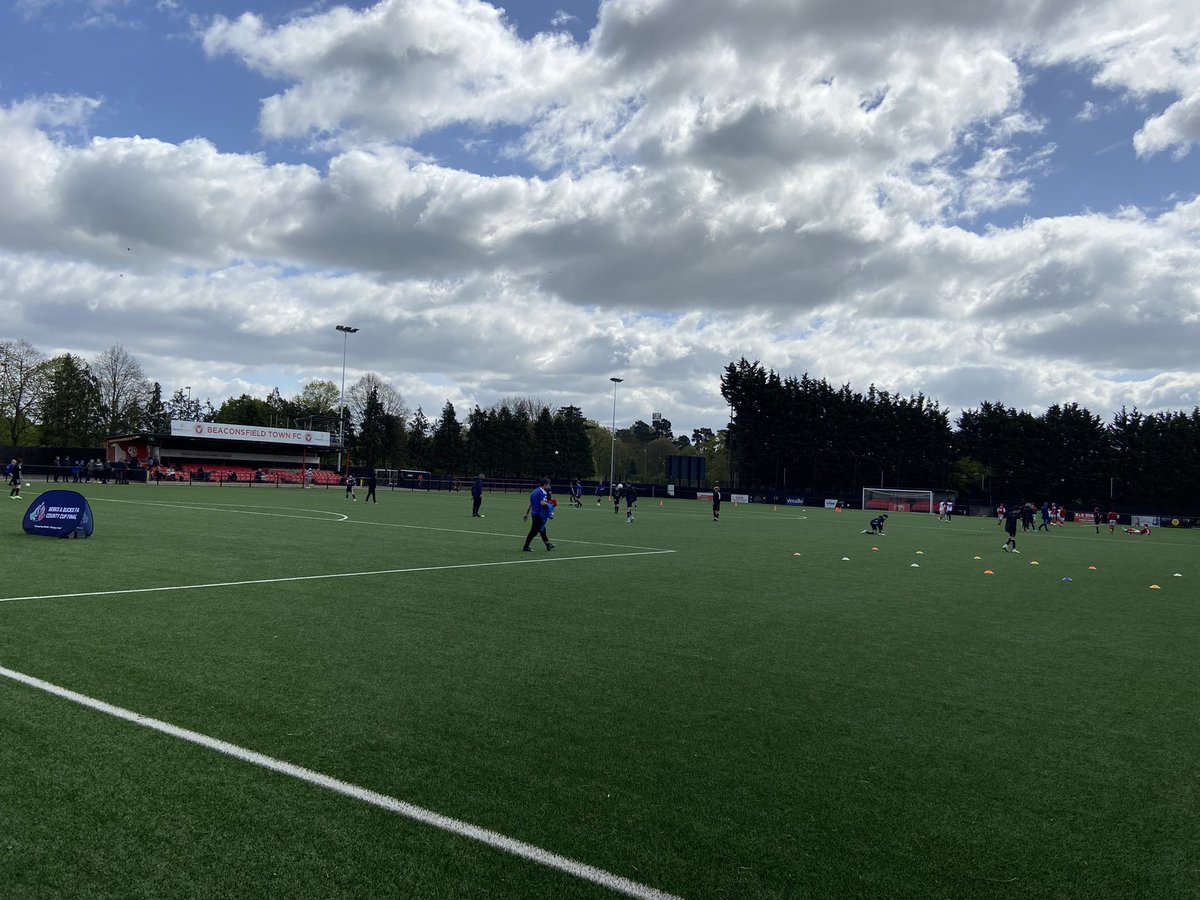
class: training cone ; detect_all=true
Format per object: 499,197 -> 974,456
1150,584 -> 1162,589
910,563 -> 919,568
792,552 -> 802,557
1173,573 -> 1182,577
871,546 -> 879,551
1062,577 -> 1073,582
773,505 -> 778,512
1030,561 -> 1039,566
983,569 -> 995,575
659,500 -> 663,507
973,556 -> 982,560
1087,566 -> 1097,570
841,557 -> 850,561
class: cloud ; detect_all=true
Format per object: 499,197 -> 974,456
2,0 -> 1200,434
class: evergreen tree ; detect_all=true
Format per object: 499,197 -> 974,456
38,354 -> 103,447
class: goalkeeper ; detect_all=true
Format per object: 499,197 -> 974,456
862,514 -> 888,535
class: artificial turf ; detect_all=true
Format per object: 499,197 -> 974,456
1,483 -> 1197,898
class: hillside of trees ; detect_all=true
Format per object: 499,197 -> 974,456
0,339 -> 721,484
722,358 -> 1200,511
5,339 -> 1199,507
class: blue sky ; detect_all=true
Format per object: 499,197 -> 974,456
2,0 -> 1199,434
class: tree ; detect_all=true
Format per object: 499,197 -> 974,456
430,401 -> 464,473
92,344 -> 151,437
215,394 -> 274,426
38,354 -> 103,447
142,382 -> 170,434
652,416 -> 673,441
407,407 -> 432,470
0,339 -> 49,444
347,373 -> 407,427
355,387 -> 396,469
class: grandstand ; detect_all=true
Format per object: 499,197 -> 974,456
106,420 -> 338,485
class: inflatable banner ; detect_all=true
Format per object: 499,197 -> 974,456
23,490 -> 94,539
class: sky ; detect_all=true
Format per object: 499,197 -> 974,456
2,0 -> 1200,437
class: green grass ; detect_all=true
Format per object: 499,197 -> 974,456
2,484 -> 1198,898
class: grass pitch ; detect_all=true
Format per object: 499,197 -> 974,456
2,484 -> 1198,898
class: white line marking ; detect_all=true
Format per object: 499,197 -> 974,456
0,551 -> 676,605
92,497 -> 349,522
0,664 -> 682,900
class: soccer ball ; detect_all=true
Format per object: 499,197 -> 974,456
24,482 -> 30,487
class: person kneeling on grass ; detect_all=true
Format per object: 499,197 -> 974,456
862,514 -> 887,535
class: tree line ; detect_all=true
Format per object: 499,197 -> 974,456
722,358 -> 1200,511
0,339 -> 726,482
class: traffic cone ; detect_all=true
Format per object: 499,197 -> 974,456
773,505 -> 778,512
659,500 -> 663,507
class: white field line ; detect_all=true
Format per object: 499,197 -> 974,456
94,496 -> 672,552
92,497 -> 349,522
0,550 -> 675,605
0,664 -> 683,900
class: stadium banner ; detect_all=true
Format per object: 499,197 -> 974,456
731,493 -> 750,504
171,420 -> 332,448
697,492 -> 713,501
23,490 -> 94,539
1075,512 -> 1096,525
824,499 -> 839,509
667,484 -> 675,496
785,497 -> 805,505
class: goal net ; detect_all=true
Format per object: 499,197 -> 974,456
862,488 -> 949,514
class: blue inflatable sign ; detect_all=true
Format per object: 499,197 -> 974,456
23,490 -> 94,538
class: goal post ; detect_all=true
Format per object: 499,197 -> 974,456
862,488 -> 951,514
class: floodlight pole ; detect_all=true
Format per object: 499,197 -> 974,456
609,377 -> 623,492
336,325 -> 359,474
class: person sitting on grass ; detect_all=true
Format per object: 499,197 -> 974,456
862,514 -> 888,535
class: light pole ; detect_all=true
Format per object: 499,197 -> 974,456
185,386 -> 191,420
336,324 -> 359,473
609,377 -> 623,491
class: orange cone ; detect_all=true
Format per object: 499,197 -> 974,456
773,505 -> 778,512
659,500 -> 663,507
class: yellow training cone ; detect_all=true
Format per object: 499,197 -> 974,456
1150,584 -> 1162,589
915,550 -> 924,555
1030,561 -> 1039,566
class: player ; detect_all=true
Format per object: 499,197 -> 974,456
345,473 -> 357,501
712,482 -> 722,522
8,458 -> 22,499
613,483 -> 622,514
862,513 -> 887,535
996,502 -> 1006,526
522,478 -> 555,552
624,482 -> 638,523
596,480 -> 606,506
1107,509 -> 1118,533
1124,524 -> 1151,535
1003,504 -> 1021,552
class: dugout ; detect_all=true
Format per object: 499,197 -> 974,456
105,420 -> 336,482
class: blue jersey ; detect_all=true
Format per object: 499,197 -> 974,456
529,486 -> 549,517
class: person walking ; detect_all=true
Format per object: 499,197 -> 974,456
365,471 -> 378,503
596,480 -> 606,506
8,459 -> 22,499
712,482 -> 722,522
471,472 -> 485,517
624,482 -> 638,523
522,478 -> 555,552
1003,504 -> 1021,552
